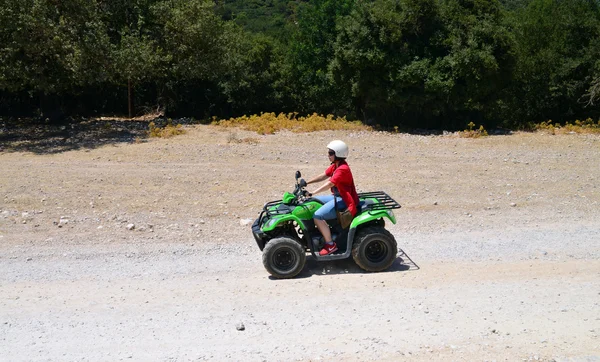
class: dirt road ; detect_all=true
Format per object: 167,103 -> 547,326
1,125 -> 599,361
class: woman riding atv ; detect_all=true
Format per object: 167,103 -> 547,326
306,140 -> 360,256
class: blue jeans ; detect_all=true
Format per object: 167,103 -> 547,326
314,195 -> 346,220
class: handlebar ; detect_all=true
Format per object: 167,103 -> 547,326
292,178 -> 311,202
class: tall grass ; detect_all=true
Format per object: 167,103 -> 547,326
148,121 -> 186,138
535,118 -> 600,135
460,122 -> 489,138
213,113 -> 370,134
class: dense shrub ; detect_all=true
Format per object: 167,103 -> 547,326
0,0 -> 598,130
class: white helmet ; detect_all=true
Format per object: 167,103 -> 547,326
327,140 -> 349,159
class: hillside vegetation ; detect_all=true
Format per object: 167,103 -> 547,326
0,0 -> 599,130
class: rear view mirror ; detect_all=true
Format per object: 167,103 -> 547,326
299,179 -> 307,187
295,170 -> 301,179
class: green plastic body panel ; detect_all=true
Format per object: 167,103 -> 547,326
282,192 -> 295,205
262,214 -> 305,232
261,199 -> 321,232
260,200 -> 312,232
292,201 -> 322,220
261,196 -> 396,233
350,206 -> 397,229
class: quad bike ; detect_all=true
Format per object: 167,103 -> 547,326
251,171 -> 401,279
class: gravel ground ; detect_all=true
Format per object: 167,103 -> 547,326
1,125 -> 599,361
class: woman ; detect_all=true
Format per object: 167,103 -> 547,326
306,140 -> 360,256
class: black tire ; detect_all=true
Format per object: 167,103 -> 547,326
352,226 -> 398,272
262,237 -> 306,279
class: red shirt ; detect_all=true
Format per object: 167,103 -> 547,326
325,160 -> 360,216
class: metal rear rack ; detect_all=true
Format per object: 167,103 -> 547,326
358,191 -> 401,211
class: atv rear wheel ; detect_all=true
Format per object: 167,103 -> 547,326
262,237 -> 306,279
352,226 -> 397,272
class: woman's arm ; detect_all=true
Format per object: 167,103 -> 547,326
306,173 -> 328,185
310,180 -> 335,195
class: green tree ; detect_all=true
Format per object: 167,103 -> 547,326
148,0 -> 247,117
284,0 -> 355,114
506,0 -> 600,124
331,0 -> 514,129
499,0 -> 532,10
436,0 -> 516,128
0,0 -> 110,115
219,33 -> 287,115
112,31 -> 166,117
216,0 -> 301,39
331,0 -> 444,124
97,0 -> 166,117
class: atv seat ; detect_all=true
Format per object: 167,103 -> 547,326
335,199 -> 372,216
357,199 -> 375,215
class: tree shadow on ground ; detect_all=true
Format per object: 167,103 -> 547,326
0,117 -> 187,155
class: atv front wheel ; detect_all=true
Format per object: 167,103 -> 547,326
262,237 -> 306,279
352,227 -> 398,272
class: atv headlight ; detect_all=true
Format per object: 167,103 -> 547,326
265,218 -> 277,228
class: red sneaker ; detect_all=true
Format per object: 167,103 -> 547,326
319,242 -> 338,256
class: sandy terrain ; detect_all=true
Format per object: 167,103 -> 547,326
1,124 -> 599,361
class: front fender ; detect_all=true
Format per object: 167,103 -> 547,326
262,214 -> 306,232
350,209 -> 396,229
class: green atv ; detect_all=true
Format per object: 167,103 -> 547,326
252,171 -> 402,279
